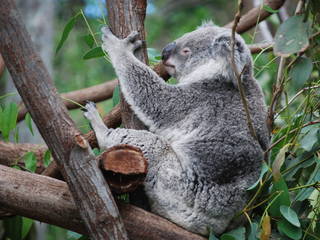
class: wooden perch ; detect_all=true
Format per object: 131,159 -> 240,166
0,1 -> 128,239
225,0 -> 286,33
99,144 -> 148,194
0,165 -> 206,240
0,141 -> 47,173
17,79 -> 118,122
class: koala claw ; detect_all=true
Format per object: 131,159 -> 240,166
83,101 -> 99,121
126,31 -> 140,43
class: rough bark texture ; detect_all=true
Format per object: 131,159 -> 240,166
0,141 -> 47,173
0,165 -> 206,240
106,0 -> 148,130
0,1 -> 128,239
17,79 -> 118,122
225,0 -> 286,33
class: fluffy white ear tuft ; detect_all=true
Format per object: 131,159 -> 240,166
198,20 -> 215,29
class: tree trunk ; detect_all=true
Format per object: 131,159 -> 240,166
106,0 -> 148,130
0,1 -> 128,239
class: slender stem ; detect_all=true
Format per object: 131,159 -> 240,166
275,85 -> 320,118
230,0 -> 258,141
265,119 -> 320,153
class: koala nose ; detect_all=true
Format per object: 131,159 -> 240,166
162,42 -> 176,61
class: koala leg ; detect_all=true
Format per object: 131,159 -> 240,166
83,102 -> 177,167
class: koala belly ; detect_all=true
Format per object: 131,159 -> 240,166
143,158 -> 241,236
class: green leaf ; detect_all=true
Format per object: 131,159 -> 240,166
263,5 -> 279,13
299,126 -> 318,151
25,112 -> 34,136
274,16 -> 310,57
83,47 -> 105,60
24,152 -> 37,173
220,227 -> 245,240
82,34 -> 95,48
43,150 -> 52,168
3,216 -> 22,240
272,144 -> 289,181
289,57 -> 313,90
295,163 -> 320,201
280,205 -> 300,227
260,215 -> 271,240
277,219 -> 302,240
209,229 -> 219,240
0,102 -> 19,141
0,92 -> 16,101
112,85 -> 120,107
248,222 -> 259,240
21,217 -> 33,239
247,162 -> 269,190
269,176 -> 290,217
56,12 -> 81,54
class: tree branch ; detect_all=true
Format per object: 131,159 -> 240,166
0,165 -> 206,240
0,1 -> 128,239
225,0 -> 286,34
17,79 -> 118,122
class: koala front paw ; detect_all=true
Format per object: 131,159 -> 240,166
83,101 -> 99,122
101,26 -> 142,55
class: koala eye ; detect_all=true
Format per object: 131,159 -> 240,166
181,47 -> 191,56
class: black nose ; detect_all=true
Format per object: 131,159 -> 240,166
162,42 -> 176,61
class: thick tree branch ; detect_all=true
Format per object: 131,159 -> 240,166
225,0 -> 286,34
0,141 -> 47,173
0,165 -> 206,240
106,0 -> 148,130
0,1 -> 128,239
0,54 -> 5,76
17,79 -> 118,122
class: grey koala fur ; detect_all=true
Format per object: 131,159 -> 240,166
84,22 -> 269,236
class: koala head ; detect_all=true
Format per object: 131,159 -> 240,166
161,22 -> 253,84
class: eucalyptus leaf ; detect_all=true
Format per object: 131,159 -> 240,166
295,163 -> 320,201
247,162 -> 269,190
82,34 -> 95,48
112,85 -> 120,106
277,219 -> 302,240
300,127 -> 318,151
280,205 -> 300,227
25,112 -> 34,136
0,102 -> 19,141
56,12 -> 81,54
24,152 -> 37,173
269,176 -> 290,217
289,57 -> 313,90
83,47 -> 105,60
220,227 -> 245,240
274,16 -> 310,57
43,150 -> 52,168
248,222 -> 259,240
272,144 -> 289,181
21,218 -> 33,239
263,5 -> 279,13
260,215 -> 271,240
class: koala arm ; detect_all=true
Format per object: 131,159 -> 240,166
101,27 -> 188,129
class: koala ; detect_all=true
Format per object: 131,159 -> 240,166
83,22 -> 269,236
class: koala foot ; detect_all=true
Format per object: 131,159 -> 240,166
83,101 -> 100,122
101,26 -> 142,55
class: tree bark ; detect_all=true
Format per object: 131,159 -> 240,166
225,0 -> 286,33
17,79 -> 118,122
0,1 -> 128,239
0,165 -> 206,240
106,0 -> 148,130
